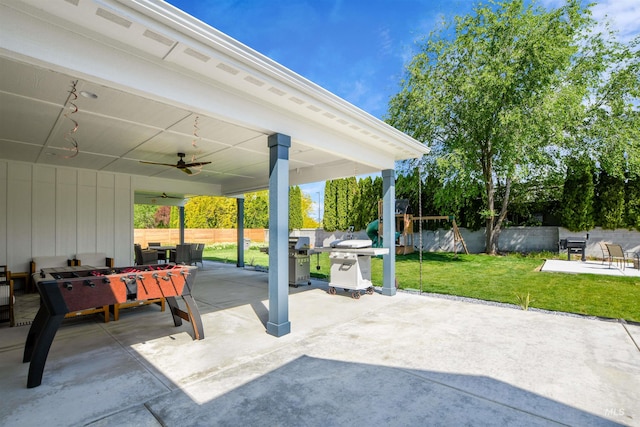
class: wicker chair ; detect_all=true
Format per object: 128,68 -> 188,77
0,266 -> 14,327
147,243 -> 167,263
190,243 -> 205,267
134,244 -> 158,265
170,244 -> 192,265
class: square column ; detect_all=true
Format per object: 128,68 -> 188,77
267,133 -> 291,337
381,169 -> 396,296
236,197 -> 245,268
179,206 -> 185,244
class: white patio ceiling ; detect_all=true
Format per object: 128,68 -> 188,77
0,0 -> 429,199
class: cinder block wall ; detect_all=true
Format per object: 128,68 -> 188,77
292,227 -> 640,257
559,228 -> 640,257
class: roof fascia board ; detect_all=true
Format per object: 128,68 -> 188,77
110,0 -> 430,157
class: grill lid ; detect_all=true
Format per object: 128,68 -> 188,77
330,239 -> 373,249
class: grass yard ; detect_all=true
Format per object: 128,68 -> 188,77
204,245 -> 640,322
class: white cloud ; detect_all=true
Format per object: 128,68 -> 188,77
591,0 -> 640,42
378,26 -> 394,57
539,0 -> 639,42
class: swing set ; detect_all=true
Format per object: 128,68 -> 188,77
375,201 -> 469,256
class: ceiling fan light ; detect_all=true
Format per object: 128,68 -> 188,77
80,90 -> 98,99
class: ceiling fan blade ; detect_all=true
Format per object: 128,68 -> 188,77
140,153 -> 207,175
183,161 -> 212,167
140,161 -> 179,167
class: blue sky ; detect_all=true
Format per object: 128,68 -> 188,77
166,0 -> 472,120
166,0 -> 639,221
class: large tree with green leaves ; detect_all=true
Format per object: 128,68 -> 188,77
387,0 -> 639,254
289,186 -> 303,230
626,175 -> 640,231
185,196 -> 237,228
560,156 -> 595,231
134,204 -> 158,228
244,190 -> 269,228
323,180 -> 337,231
595,170 -> 626,229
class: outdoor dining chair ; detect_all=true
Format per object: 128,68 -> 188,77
170,244 -> 192,265
605,243 -> 629,270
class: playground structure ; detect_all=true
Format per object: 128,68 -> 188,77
370,200 -> 469,255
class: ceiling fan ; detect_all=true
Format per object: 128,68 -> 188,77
140,152 -> 211,175
146,192 -> 182,200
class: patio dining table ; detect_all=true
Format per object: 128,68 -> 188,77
149,245 -> 176,262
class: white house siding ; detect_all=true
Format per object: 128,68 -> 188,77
0,160 -> 134,273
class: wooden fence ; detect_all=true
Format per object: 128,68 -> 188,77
134,228 -> 267,247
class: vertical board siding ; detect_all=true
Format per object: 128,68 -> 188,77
0,161 -> 134,272
55,168 -> 77,257
7,163 -> 32,270
33,166 -> 56,256
97,173 -> 116,260
0,162 -> 7,266
77,170 -> 98,254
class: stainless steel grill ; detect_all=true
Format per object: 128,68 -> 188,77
312,239 -> 389,299
289,237 -> 311,287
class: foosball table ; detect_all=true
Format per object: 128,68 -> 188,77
23,264 -> 203,388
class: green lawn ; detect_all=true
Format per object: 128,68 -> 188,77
204,245 -> 640,322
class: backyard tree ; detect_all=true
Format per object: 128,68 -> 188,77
289,185 -> 303,230
560,156 -> 595,231
595,170 -> 625,229
626,175 -> 640,231
323,180 -> 337,231
355,176 -> 376,230
244,190 -> 269,228
133,204 -> 158,228
301,192 -> 320,228
154,206 -> 172,228
185,196 -> 237,228
387,0 -> 640,254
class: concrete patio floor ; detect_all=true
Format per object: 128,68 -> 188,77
1,261 -> 638,426
542,259 -> 640,277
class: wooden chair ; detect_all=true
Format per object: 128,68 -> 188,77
0,266 -> 14,327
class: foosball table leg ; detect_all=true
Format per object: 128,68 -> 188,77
24,310 -> 65,388
165,297 -> 182,327
23,307 -> 49,363
165,296 -> 204,340
182,294 -> 204,340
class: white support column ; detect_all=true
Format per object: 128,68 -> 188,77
236,197 -> 245,268
381,169 -> 396,296
267,133 -> 291,337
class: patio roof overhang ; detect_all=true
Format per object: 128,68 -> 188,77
0,0 -> 429,198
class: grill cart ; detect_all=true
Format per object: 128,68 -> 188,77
312,239 -> 389,299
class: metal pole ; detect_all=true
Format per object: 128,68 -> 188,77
418,159 -> 423,294
317,192 -> 321,227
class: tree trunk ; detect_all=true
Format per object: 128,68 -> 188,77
485,177 -> 512,255
483,147 -> 497,255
